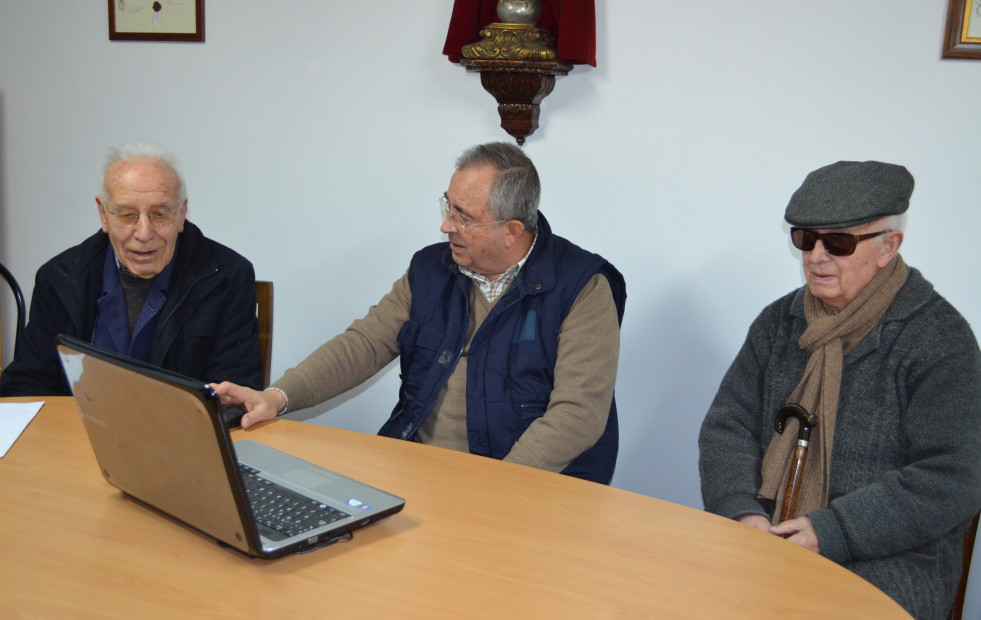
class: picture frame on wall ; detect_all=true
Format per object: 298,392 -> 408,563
942,0 -> 981,59
108,0 -> 205,42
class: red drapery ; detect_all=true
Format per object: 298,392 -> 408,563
442,0 -> 596,67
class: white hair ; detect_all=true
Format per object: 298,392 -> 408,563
99,142 -> 186,205
883,212 -> 907,233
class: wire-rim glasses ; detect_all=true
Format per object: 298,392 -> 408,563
439,195 -> 507,232
107,206 -> 179,229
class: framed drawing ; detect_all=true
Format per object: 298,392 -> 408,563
108,0 -> 205,42
943,0 -> 981,59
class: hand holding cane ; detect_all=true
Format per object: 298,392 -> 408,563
774,404 -> 818,523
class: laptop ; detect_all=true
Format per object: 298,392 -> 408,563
56,334 -> 405,559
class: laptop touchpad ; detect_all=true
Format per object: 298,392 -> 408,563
283,469 -> 339,490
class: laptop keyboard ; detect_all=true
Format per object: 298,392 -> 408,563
239,463 -> 351,538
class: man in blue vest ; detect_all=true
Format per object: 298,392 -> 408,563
215,142 -> 626,483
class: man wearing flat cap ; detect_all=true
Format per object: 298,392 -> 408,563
698,161 -> 981,618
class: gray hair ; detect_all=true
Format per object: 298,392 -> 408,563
455,142 -> 540,232
100,142 -> 186,206
882,212 -> 907,233
874,213 -> 907,246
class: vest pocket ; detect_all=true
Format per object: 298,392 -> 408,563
511,309 -> 538,343
397,319 -> 446,351
516,402 -> 548,432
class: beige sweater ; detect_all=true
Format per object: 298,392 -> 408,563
273,270 -> 620,474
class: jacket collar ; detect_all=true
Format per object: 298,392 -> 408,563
512,211 -> 556,297
163,221 -> 218,296
52,220 -> 215,310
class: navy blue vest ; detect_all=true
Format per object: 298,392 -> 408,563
378,213 -> 626,483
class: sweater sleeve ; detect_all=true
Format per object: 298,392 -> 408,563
271,271 -> 411,411
698,310 -> 775,521
502,273 -> 620,472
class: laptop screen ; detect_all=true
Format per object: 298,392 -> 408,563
58,337 -> 255,554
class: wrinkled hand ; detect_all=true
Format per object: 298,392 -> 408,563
737,514 -> 772,532
770,516 -> 821,554
737,514 -> 821,554
210,381 -> 284,429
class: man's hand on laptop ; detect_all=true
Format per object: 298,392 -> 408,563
211,382 -> 284,429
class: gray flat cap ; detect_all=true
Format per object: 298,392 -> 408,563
784,161 -> 913,228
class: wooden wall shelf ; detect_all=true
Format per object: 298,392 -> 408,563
461,58 -> 572,145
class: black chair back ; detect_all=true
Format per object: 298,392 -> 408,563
0,261 -> 26,363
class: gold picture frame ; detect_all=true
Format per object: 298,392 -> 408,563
108,0 -> 205,42
943,0 -> 981,59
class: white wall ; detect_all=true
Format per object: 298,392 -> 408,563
2,3 -> 979,519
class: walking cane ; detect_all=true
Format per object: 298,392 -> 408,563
774,404 -> 818,523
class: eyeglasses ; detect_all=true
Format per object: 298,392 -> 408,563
439,195 -> 507,232
790,227 -> 889,257
107,206 -> 179,228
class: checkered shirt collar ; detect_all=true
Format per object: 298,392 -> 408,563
459,232 -> 538,302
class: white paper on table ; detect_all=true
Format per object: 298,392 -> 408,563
0,401 -> 44,457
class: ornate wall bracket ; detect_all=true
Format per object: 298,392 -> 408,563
460,57 -> 572,145
463,22 -> 557,62
458,6 -> 571,146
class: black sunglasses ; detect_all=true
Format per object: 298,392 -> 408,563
790,227 -> 889,257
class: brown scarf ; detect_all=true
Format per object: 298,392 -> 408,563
758,254 -> 908,524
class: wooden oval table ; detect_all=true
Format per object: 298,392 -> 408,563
0,397 -> 910,618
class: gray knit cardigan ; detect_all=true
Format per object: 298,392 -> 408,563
699,267 -> 981,619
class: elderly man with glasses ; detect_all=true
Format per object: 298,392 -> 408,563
698,161 -> 981,619
215,142 -> 626,484
0,143 -> 263,398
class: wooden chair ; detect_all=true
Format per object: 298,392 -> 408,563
255,281 -> 273,388
951,513 -> 980,620
0,261 -> 27,371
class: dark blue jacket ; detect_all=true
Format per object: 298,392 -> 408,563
0,221 -> 263,396
379,213 -> 626,483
